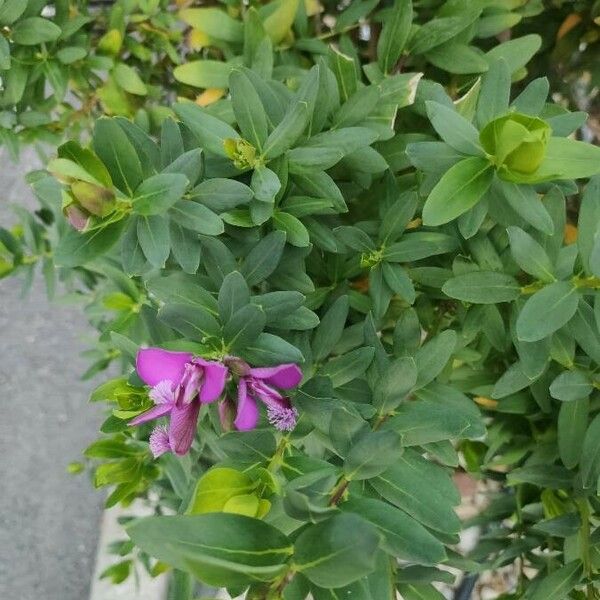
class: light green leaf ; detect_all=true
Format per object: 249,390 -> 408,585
174,60 -> 234,89
422,157 -> 494,226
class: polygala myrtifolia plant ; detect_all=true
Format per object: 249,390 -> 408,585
2,0 -> 600,599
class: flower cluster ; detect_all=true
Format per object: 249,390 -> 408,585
130,348 -> 302,458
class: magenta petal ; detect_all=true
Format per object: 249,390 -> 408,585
249,364 -> 302,389
136,348 -> 193,387
129,403 -> 172,426
168,400 -> 201,456
234,379 -> 259,431
196,360 -> 228,403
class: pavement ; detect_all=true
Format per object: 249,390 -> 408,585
0,149 -> 105,600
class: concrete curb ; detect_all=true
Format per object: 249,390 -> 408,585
89,503 -> 168,600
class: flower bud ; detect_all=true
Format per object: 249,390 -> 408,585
223,138 -> 258,170
71,181 -> 116,217
479,112 -> 551,180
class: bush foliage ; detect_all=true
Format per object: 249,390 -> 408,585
2,1 -> 600,598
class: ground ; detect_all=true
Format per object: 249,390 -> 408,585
0,149 -> 104,600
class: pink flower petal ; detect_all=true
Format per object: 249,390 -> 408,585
149,426 -> 171,458
168,400 -> 201,456
129,403 -> 172,426
249,364 -> 302,389
234,378 -> 259,431
136,348 -> 193,387
197,360 -> 228,403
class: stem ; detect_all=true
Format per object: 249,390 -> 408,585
577,498 -> 592,578
328,477 -> 349,506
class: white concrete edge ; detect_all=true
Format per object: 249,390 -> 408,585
88,502 -> 168,600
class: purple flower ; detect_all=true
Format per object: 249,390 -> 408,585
130,348 -> 228,457
226,359 -> 302,432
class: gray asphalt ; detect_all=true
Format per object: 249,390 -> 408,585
0,150 -> 104,600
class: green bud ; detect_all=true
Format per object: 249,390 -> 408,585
71,181 -> 116,217
224,137 -> 258,170
479,112 -> 551,180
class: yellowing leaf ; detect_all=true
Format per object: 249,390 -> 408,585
196,87 -> 225,106
557,13 -> 582,41
188,29 -> 210,50
304,0 -> 322,17
564,223 -> 578,245
97,29 -> 122,56
262,0 -> 299,44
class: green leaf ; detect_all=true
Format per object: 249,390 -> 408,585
373,356 -> 418,413
485,34 -> 542,74
422,157 -> 494,226
241,231 -> 286,285
0,36 -> 10,70
121,217 -> 147,276
132,174 -> 188,215
550,370 -> 593,402
169,201 -> 224,236
273,212 -> 310,247
127,514 -> 292,588
476,58 -> 510,127
344,431 -> 402,480
219,271 -> 250,324
383,232 -> 458,262
532,137 -> 600,182
137,215 -> 170,268
425,101 -> 482,156
174,103 -> 239,158
342,497 -> 446,565
499,182 -> 554,235
425,43 -> 489,75
170,222 -> 201,275
558,398 -> 589,469
377,0 -> 412,73
230,69 -> 268,150
159,303 -> 221,341
174,60 -> 234,89
0,0 -> 27,25
312,296 -> 349,362
507,226 -> 554,282
525,560 -> 582,600
93,118 -> 143,196
294,513 -> 380,588
580,413 -> 600,490
12,17 -> 61,45
372,449 -> 461,534
516,281 -> 579,342
244,333 -> 304,365
54,221 -> 125,268
328,48 -> 357,103
179,8 -> 243,43
56,46 -> 87,65
408,10 -> 481,55
251,166 -> 281,202
263,66 -> 319,159
443,271 -> 521,304
114,63 -> 147,96
321,347 -> 375,388
224,304 -> 266,350
414,330 -> 456,389
191,178 -> 253,212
